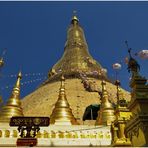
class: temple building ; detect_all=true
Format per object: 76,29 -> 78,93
0,14 -> 147,147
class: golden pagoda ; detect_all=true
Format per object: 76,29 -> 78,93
95,80 -> 115,125
111,80 -> 132,147
47,14 -> 107,81
50,76 -> 78,125
0,13 -> 147,147
21,14 -> 130,125
0,71 -> 23,123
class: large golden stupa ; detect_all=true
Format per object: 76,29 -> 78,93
21,15 -> 130,125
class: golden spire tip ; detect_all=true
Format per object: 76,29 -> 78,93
71,10 -> 79,24
18,71 -> 22,79
101,80 -> 107,90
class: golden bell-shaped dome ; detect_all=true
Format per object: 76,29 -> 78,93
48,14 -> 107,81
50,76 -> 78,125
96,80 -> 115,125
0,71 -> 24,123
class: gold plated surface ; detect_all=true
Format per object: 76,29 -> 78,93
22,78 -> 130,125
96,80 -> 115,125
50,76 -> 78,125
0,71 -> 24,123
47,15 -> 107,82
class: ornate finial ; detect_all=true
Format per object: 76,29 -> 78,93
18,71 -> 22,79
125,40 -> 132,57
0,58 -> 4,68
0,71 -> 23,123
125,41 -> 140,75
115,80 -> 122,102
60,75 -> 65,91
71,10 -> 79,24
0,48 -> 6,68
101,80 -> 107,91
13,71 -> 22,95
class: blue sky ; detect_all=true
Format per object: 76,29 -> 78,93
0,1 -> 147,102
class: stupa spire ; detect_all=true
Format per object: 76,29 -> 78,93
48,13 -> 107,81
96,80 -> 115,125
50,75 -> 78,125
71,10 -> 79,25
115,80 -> 127,107
0,71 -> 23,123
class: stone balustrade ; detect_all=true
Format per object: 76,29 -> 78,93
0,123 -> 112,146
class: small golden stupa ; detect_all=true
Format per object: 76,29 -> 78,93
50,76 -> 78,125
96,80 -> 115,125
0,71 -> 23,123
